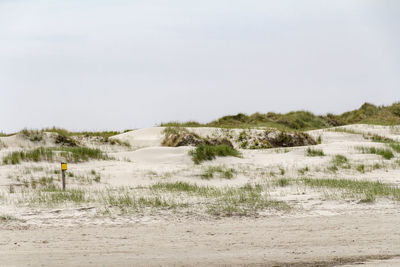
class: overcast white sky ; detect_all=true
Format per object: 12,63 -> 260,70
1,0 -> 399,132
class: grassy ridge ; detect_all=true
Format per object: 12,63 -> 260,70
162,102 -> 400,131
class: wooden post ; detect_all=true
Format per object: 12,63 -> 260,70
62,170 -> 66,190
61,162 -> 67,190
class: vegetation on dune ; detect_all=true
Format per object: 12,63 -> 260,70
0,140 -> 6,149
301,178 -> 400,202
330,154 -> 350,170
276,178 -> 290,187
305,148 -> 325,157
162,126 -> 233,148
356,146 -> 394,160
189,144 -> 241,164
35,185 -> 87,204
20,129 -> 44,142
54,132 -> 79,147
162,126 -> 317,152
161,102 -> 400,131
2,147 -> 110,164
45,127 -> 130,147
43,127 -> 122,138
201,165 -> 236,179
237,129 -> 316,149
368,134 -> 400,153
13,127 -> 130,147
151,182 -> 290,216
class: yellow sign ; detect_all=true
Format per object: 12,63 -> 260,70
61,163 -> 67,171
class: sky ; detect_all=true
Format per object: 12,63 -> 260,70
1,0 -> 399,132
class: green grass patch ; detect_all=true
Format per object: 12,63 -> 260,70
207,184 -> 290,216
332,154 -> 348,165
369,134 -> 400,153
388,143 -> 400,153
101,190 -> 185,213
327,154 -> 351,172
151,182 -> 218,197
276,178 -> 290,187
298,166 -> 309,175
302,178 -> 400,202
306,148 -> 325,157
32,185 -> 87,204
2,147 -> 110,164
151,182 -> 290,216
200,166 -> 236,179
356,164 -> 365,173
356,146 -> 394,160
20,129 -> 44,142
189,144 -> 241,164
43,127 -> 121,138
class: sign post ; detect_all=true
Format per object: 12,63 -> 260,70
61,162 -> 67,190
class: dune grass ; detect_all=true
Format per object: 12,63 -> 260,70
276,178 -> 290,187
201,166 -> 236,179
189,144 -> 241,164
43,127 -> 121,138
306,148 -> 325,157
356,146 -> 394,160
20,129 -> 44,142
45,127 -> 130,147
2,147 -> 110,164
102,192 -> 184,213
207,185 -> 290,216
151,182 -> 290,216
0,140 -> 7,149
298,166 -> 310,175
326,154 -> 351,172
301,178 -> 400,202
332,154 -> 349,166
151,182 -> 218,196
30,185 -> 87,205
369,134 -> 400,153
388,143 -> 400,153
